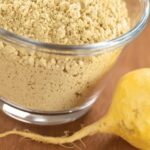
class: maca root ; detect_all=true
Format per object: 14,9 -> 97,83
0,120 -> 109,145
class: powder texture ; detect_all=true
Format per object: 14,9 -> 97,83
0,42 -> 121,110
0,0 -> 130,111
0,0 -> 129,44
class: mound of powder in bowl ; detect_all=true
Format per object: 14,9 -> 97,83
0,0 -> 130,111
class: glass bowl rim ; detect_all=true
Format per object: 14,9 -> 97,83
0,0 -> 149,55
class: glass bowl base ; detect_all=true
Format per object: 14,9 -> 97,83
0,100 -> 91,125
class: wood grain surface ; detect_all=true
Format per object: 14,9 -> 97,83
0,21 -> 150,150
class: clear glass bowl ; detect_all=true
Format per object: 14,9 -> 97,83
0,0 -> 149,125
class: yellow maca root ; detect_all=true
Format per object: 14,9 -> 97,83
0,119 -> 111,144
0,68 -> 150,150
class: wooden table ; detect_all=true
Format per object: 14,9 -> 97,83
0,21 -> 150,150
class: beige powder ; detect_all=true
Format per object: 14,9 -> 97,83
0,0 -> 130,111
0,0 -> 129,44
